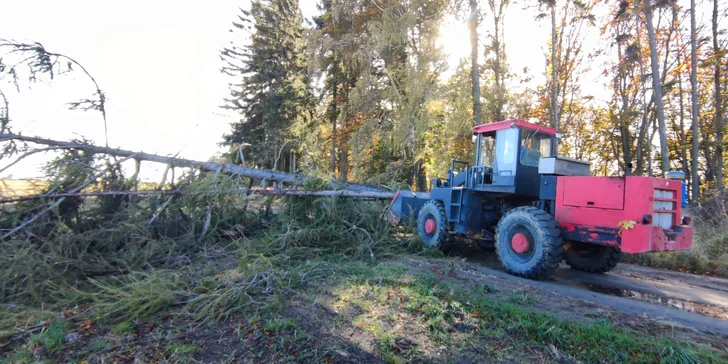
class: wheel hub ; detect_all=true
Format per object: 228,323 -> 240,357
424,219 -> 437,234
511,233 -> 530,253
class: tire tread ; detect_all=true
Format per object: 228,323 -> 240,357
495,206 -> 564,279
418,200 -> 453,253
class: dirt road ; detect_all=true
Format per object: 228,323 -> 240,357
437,245 -> 728,339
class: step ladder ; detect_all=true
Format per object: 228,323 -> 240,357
449,188 -> 464,223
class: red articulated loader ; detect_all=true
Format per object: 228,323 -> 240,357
388,120 -> 693,279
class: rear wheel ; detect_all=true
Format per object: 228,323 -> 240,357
417,200 -> 452,252
495,207 -> 563,279
564,242 -> 622,273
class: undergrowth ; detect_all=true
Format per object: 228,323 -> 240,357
625,202 -> 728,278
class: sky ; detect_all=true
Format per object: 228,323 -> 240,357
0,0 -> 579,181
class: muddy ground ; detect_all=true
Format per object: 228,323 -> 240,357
447,245 -> 728,336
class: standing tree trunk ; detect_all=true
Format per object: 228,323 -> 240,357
677,48 -> 689,186
635,8 -> 650,175
489,0 -> 508,122
643,0 -> 669,175
616,28 -> 632,172
331,80 -> 338,178
713,0 -> 724,190
690,0 -> 700,201
550,2 -> 559,156
470,0 -> 483,126
339,82 -> 350,182
494,8 -> 503,122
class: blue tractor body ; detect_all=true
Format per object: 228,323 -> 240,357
388,120 -> 560,244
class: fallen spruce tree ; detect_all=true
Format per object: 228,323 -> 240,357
0,132 -> 418,351
0,132 -> 395,197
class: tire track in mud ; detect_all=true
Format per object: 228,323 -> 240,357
584,283 -> 728,320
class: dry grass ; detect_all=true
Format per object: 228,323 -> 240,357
626,199 -> 728,278
0,179 -> 46,197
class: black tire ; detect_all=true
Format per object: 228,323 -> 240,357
417,200 -> 452,252
564,242 -> 622,273
495,206 -> 563,279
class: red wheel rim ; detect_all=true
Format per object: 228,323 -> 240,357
511,233 -> 530,253
424,219 -> 437,234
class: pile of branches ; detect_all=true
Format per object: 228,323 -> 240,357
0,149 -> 253,306
0,141 -> 416,346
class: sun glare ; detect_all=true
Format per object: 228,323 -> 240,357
437,16 -> 471,70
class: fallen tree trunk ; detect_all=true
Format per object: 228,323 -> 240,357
0,133 -> 390,194
0,188 -> 395,204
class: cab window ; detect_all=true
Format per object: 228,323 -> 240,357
478,135 -> 495,168
495,128 -> 518,175
520,130 -> 553,167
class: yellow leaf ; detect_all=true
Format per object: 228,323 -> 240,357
618,220 -> 636,230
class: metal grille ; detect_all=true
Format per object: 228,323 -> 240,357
653,189 -> 676,229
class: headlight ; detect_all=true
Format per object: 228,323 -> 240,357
642,214 -> 652,224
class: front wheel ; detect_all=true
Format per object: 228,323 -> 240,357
416,200 -> 452,252
495,207 -> 563,279
564,242 -> 622,273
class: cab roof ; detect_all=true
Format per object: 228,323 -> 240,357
472,119 -> 559,136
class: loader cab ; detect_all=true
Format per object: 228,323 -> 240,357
469,120 -> 558,196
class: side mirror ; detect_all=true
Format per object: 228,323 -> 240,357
555,133 -> 563,140
471,134 -> 477,144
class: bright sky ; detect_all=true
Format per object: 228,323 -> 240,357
0,0 -> 582,181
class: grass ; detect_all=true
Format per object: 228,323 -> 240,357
88,270 -> 189,322
508,290 -> 539,305
264,317 -> 298,334
167,343 -> 197,363
2,242 -> 725,363
6,348 -> 33,364
89,338 -> 107,352
28,321 -> 68,354
626,250 -> 728,278
111,321 -> 132,335
330,261 -> 726,364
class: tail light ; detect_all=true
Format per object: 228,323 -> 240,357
642,214 -> 653,224
682,216 -> 692,225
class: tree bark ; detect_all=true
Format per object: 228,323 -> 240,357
0,188 -> 395,205
551,1 -> 559,151
690,0 -> 700,201
494,9 -> 503,122
550,3 -> 559,156
635,11 -> 650,175
616,23 -> 632,172
0,133 -> 389,194
470,0 -> 483,126
643,0 -> 670,175
713,0 -> 724,190
339,82 -> 349,181
489,0 -> 508,122
677,49 -> 688,179
331,79 -> 338,178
